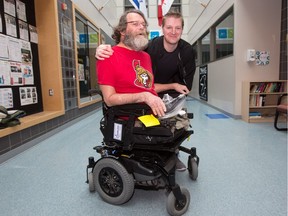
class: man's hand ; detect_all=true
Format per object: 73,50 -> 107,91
154,83 -> 190,95
95,44 -> 113,60
173,83 -> 190,94
142,92 -> 167,117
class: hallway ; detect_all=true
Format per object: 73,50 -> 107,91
0,98 -> 287,216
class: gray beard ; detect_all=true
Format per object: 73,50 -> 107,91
123,34 -> 148,51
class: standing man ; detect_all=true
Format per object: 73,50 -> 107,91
96,11 -> 196,99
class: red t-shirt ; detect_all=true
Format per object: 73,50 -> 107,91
97,46 -> 157,96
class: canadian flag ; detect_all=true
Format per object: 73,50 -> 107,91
158,0 -> 174,26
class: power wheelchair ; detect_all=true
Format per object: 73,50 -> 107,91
86,90 -> 199,216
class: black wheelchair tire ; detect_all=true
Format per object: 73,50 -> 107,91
166,187 -> 190,216
188,157 -> 198,181
93,158 -> 135,205
88,172 -> 95,192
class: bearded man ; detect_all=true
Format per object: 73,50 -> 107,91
96,9 -> 166,117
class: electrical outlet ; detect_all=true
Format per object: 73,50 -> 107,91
49,89 -> 54,96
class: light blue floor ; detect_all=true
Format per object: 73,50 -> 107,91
0,98 -> 287,216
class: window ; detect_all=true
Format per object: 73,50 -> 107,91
170,0 -> 181,13
124,1 -> 181,15
215,9 -> 234,59
192,42 -> 198,66
200,31 -> 210,64
75,11 -> 100,102
195,7 -> 234,65
124,0 -> 149,16
124,0 -> 135,11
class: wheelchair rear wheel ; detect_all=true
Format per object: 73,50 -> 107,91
166,186 -> 190,216
93,158 -> 135,205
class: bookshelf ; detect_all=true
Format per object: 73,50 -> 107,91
242,80 -> 288,123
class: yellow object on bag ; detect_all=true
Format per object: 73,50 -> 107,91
138,114 -> 160,127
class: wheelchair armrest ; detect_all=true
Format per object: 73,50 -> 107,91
88,89 -> 102,97
105,103 -> 151,117
110,103 -> 150,111
89,89 -> 151,116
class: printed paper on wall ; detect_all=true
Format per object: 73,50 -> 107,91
0,88 -> 13,108
4,0 -> 16,17
19,86 -> 38,106
0,60 -> 11,86
16,0 -> 27,22
5,14 -> 17,37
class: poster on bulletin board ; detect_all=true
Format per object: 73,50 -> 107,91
0,0 -> 43,115
199,65 -> 208,101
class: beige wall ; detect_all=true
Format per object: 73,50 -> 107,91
189,0 -> 281,117
72,0 -> 283,118
233,0 -> 281,115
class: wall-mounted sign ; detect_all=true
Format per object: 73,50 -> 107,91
149,30 -> 161,39
255,51 -> 270,65
199,65 -> 208,101
79,33 -> 99,45
217,28 -> 234,40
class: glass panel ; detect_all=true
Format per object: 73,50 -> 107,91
76,17 -> 89,98
215,11 -> 234,59
192,42 -> 198,66
201,31 -> 210,64
170,5 -> 181,13
124,0 -> 149,15
75,12 -> 101,103
88,25 -> 99,92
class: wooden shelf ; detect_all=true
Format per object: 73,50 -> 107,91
0,110 -> 64,137
249,105 -> 277,109
242,80 -> 288,123
250,92 -> 284,95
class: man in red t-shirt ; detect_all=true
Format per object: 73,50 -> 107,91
97,10 -> 166,117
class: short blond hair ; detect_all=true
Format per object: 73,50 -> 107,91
162,11 -> 184,28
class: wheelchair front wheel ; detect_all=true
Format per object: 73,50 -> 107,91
188,156 -> 198,180
93,158 -> 135,205
166,186 -> 190,216
88,172 -> 95,192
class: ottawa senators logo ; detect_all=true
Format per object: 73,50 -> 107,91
133,60 -> 153,89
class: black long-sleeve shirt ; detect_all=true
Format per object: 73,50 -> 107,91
145,36 -> 196,98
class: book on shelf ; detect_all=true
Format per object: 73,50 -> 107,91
249,112 -> 261,116
249,116 -> 262,119
250,82 -> 287,94
249,95 -> 266,107
249,112 -> 262,118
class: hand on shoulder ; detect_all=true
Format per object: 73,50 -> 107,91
95,44 -> 114,60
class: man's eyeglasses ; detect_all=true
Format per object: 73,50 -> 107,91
126,21 -> 148,28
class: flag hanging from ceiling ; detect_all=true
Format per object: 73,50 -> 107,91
158,0 -> 174,26
129,0 -> 148,18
